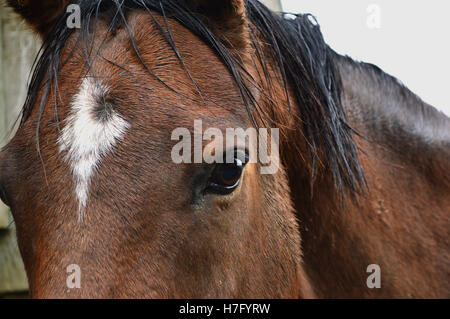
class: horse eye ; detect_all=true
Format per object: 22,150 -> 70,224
205,156 -> 248,195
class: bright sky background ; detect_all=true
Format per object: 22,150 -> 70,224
281,0 -> 450,116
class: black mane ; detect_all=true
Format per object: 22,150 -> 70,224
19,0 -> 366,195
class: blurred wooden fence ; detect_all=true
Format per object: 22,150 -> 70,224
0,4 -> 41,296
260,0 -> 282,12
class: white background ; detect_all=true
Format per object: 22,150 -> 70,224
281,0 -> 450,116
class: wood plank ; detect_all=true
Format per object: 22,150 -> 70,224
0,215 -> 28,294
260,0 -> 283,12
0,202 -> 8,229
0,5 -> 37,295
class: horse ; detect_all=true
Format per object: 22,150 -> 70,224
0,0 -> 448,298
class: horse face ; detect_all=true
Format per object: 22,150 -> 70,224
1,3 -> 303,298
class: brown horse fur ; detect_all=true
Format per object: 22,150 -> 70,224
1,0 -> 448,298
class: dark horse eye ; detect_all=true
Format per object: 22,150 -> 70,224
205,153 -> 248,195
